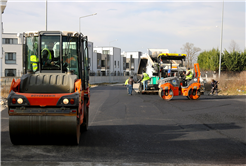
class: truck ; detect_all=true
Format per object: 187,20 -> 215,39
7,31 -> 90,144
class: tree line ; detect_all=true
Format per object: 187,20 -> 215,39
197,48 -> 246,71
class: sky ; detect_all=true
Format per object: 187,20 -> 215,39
2,0 -> 245,54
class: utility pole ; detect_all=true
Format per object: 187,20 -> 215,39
219,0 -> 224,78
45,0 -> 47,31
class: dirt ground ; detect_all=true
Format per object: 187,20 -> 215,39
208,72 -> 246,96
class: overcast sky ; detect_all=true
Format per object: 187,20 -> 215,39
2,0 -> 245,54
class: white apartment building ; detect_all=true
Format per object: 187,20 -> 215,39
93,46 -> 122,76
121,51 -> 142,75
1,33 -> 23,77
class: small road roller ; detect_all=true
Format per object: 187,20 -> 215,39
7,31 -> 90,145
158,63 -> 203,101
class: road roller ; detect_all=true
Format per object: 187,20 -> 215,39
158,62 -> 203,101
7,31 -> 90,145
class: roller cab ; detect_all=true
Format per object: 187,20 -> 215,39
7,31 -> 90,145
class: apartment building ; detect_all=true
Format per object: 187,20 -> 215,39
121,51 -> 142,76
92,46 -> 122,76
1,33 -> 23,77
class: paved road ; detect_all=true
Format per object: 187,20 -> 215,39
1,84 -> 246,166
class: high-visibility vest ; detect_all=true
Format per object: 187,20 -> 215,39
125,79 -> 129,85
142,73 -> 150,83
30,55 -> 38,71
41,48 -> 52,60
186,70 -> 193,80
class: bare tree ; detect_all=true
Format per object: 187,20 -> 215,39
180,42 -> 201,68
229,40 -> 240,52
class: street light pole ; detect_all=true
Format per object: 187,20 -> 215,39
45,0 -> 47,31
219,0 -> 224,78
79,13 -> 97,33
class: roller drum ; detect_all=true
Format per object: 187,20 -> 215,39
9,116 -> 79,145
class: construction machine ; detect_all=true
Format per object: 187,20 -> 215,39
137,52 -> 205,100
7,31 -> 90,145
137,52 -> 186,94
137,53 -> 160,93
158,53 -> 204,101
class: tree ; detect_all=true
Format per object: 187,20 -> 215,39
197,48 -> 220,71
222,49 -> 245,71
228,40 -> 240,53
181,42 -> 201,68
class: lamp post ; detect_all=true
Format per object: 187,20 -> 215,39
79,13 -> 97,33
218,0 -> 224,78
109,39 -> 117,46
0,0 -> 7,78
45,0 -> 47,31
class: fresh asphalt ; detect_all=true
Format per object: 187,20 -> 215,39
1,84 -> 246,166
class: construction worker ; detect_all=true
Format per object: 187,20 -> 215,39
42,41 -> 54,66
141,69 -> 150,91
125,77 -> 129,86
184,67 -> 193,86
30,55 -> 39,72
124,77 -> 130,94
128,76 -> 136,95
210,79 -> 219,95
185,67 -> 193,80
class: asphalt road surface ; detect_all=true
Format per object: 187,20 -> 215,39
1,84 -> 246,166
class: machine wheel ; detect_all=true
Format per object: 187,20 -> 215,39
9,115 -> 80,145
159,88 -> 173,101
80,103 -> 89,132
187,89 -> 200,100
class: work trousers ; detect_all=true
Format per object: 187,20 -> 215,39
143,80 -> 148,91
128,85 -> 133,95
211,86 -> 218,95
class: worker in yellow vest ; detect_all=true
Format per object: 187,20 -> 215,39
30,55 -> 39,72
185,67 -> 193,86
42,43 -> 54,66
124,77 -> 130,94
41,48 -> 54,66
141,69 -> 150,91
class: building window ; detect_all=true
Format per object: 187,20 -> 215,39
2,38 -> 18,44
101,60 -> 105,67
126,63 -> 129,68
103,50 -> 110,54
118,61 -> 119,68
5,53 -> 16,64
5,69 -> 16,77
114,61 -> 116,68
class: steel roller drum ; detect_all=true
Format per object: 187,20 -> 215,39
9,116 -> 80,145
